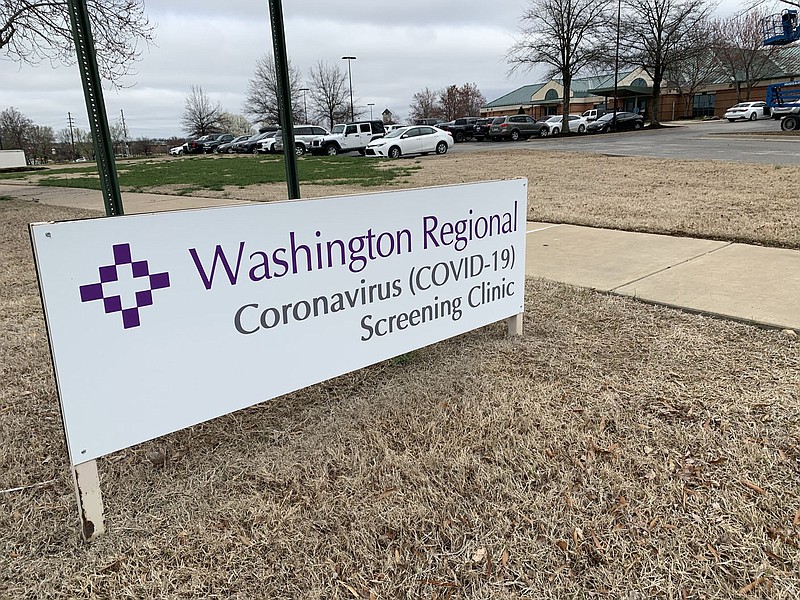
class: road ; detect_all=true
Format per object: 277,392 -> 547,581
449,118 -> 800,165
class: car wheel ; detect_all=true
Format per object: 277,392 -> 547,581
551,127 -> 560,136
538,128 -> 548,138
727,119 -> 736,123
294,144 -> 305,156
325,145 -> 339,156
603,125 -> 611,133
749,112 -> 757,121
633,121 -> 643,130
435,141 -> 448,155
252,148 -> 259,155
388,146 -> 402,159
454,131 -> 465,143
578,124 -> 586,133
510,129 -> 520,141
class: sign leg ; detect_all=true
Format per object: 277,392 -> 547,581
507,313 -> 523,337
72,459 -> 105,541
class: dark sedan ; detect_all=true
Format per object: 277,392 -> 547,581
586,111 -> 645,133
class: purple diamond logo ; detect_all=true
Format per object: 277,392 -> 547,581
79,243 -> 170,329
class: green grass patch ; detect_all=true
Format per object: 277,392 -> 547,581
1,155 -> 419,192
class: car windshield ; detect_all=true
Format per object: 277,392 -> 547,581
332,125 -> 346,134
384,128 -> 408,138
730,104 -> 748,109
596,113 -> 615,122
546,116 -> 563,122
491,117 -> 505,124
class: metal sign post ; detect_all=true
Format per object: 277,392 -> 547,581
67,0 -> 124,217
268,0 -> 301,200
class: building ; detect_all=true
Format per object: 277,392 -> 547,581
482,47 -> 800,121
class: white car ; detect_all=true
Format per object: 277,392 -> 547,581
724,101 -> 767,122
168,144 -> 185,156
365,125 -> 453,158
255,131 -> 280,154
542,114 -> 589,135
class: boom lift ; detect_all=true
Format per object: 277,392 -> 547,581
763,9 -> 800,45
765,80 -> 800,130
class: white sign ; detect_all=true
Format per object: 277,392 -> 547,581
31,180 -> 527,464
0,150 -> 27,169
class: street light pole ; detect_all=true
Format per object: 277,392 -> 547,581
613,0 -> 621,132
367,103 -> 375,120
299,87 -> 309,123
342,56 -> 356,122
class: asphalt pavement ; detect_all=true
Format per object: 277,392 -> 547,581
452,117 -> 800,166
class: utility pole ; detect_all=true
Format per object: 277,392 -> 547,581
120,109 -> 130,157
613,0 -> 621,132
298,88 -> 309,124
68,112 -> 76,160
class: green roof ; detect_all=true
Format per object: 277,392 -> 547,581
483,83 -> 546,108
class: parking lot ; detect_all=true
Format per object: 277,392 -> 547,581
450,118 -> 800,165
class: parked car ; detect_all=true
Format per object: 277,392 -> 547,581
186,134 -> 220,154
203,134 -> 235,153
365,125 -> 453,158
272,125 -> 330,156
586,111 -> 645,133
216,135 -> 251,153
723,101 -> 768,122
541,114 -> 589,135
474,117 -> 494,140
488,115 -> 547,140
437,117 -> 481,142
255,131 -> 280,154
581,108 -> 606,122
168,144 -> 186,156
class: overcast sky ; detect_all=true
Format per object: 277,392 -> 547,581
1,0 -> 751,139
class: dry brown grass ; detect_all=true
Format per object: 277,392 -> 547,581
2,199 -> 798,599
153,150 -> 800,250
6,146 -> 799,250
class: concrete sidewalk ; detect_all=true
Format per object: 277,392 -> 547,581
526,222 -> 800,332
2,183 -> 797,332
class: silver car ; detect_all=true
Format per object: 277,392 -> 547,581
273,125 -> 330,156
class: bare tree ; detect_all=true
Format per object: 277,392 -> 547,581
307,60 -> 350,129
27,125 -> 54,164
438,83 -> 487,120
130,136 -> 154,156
180,85 -> 222,137
509,0 -> 614,134
409,87 -> 443,122
243,54 -> 303,127
0,0 -> 155,82
665,44 -> 721,118
0,107 -> 32,151
711,10 -> 780,102
621,0 -> 713,126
